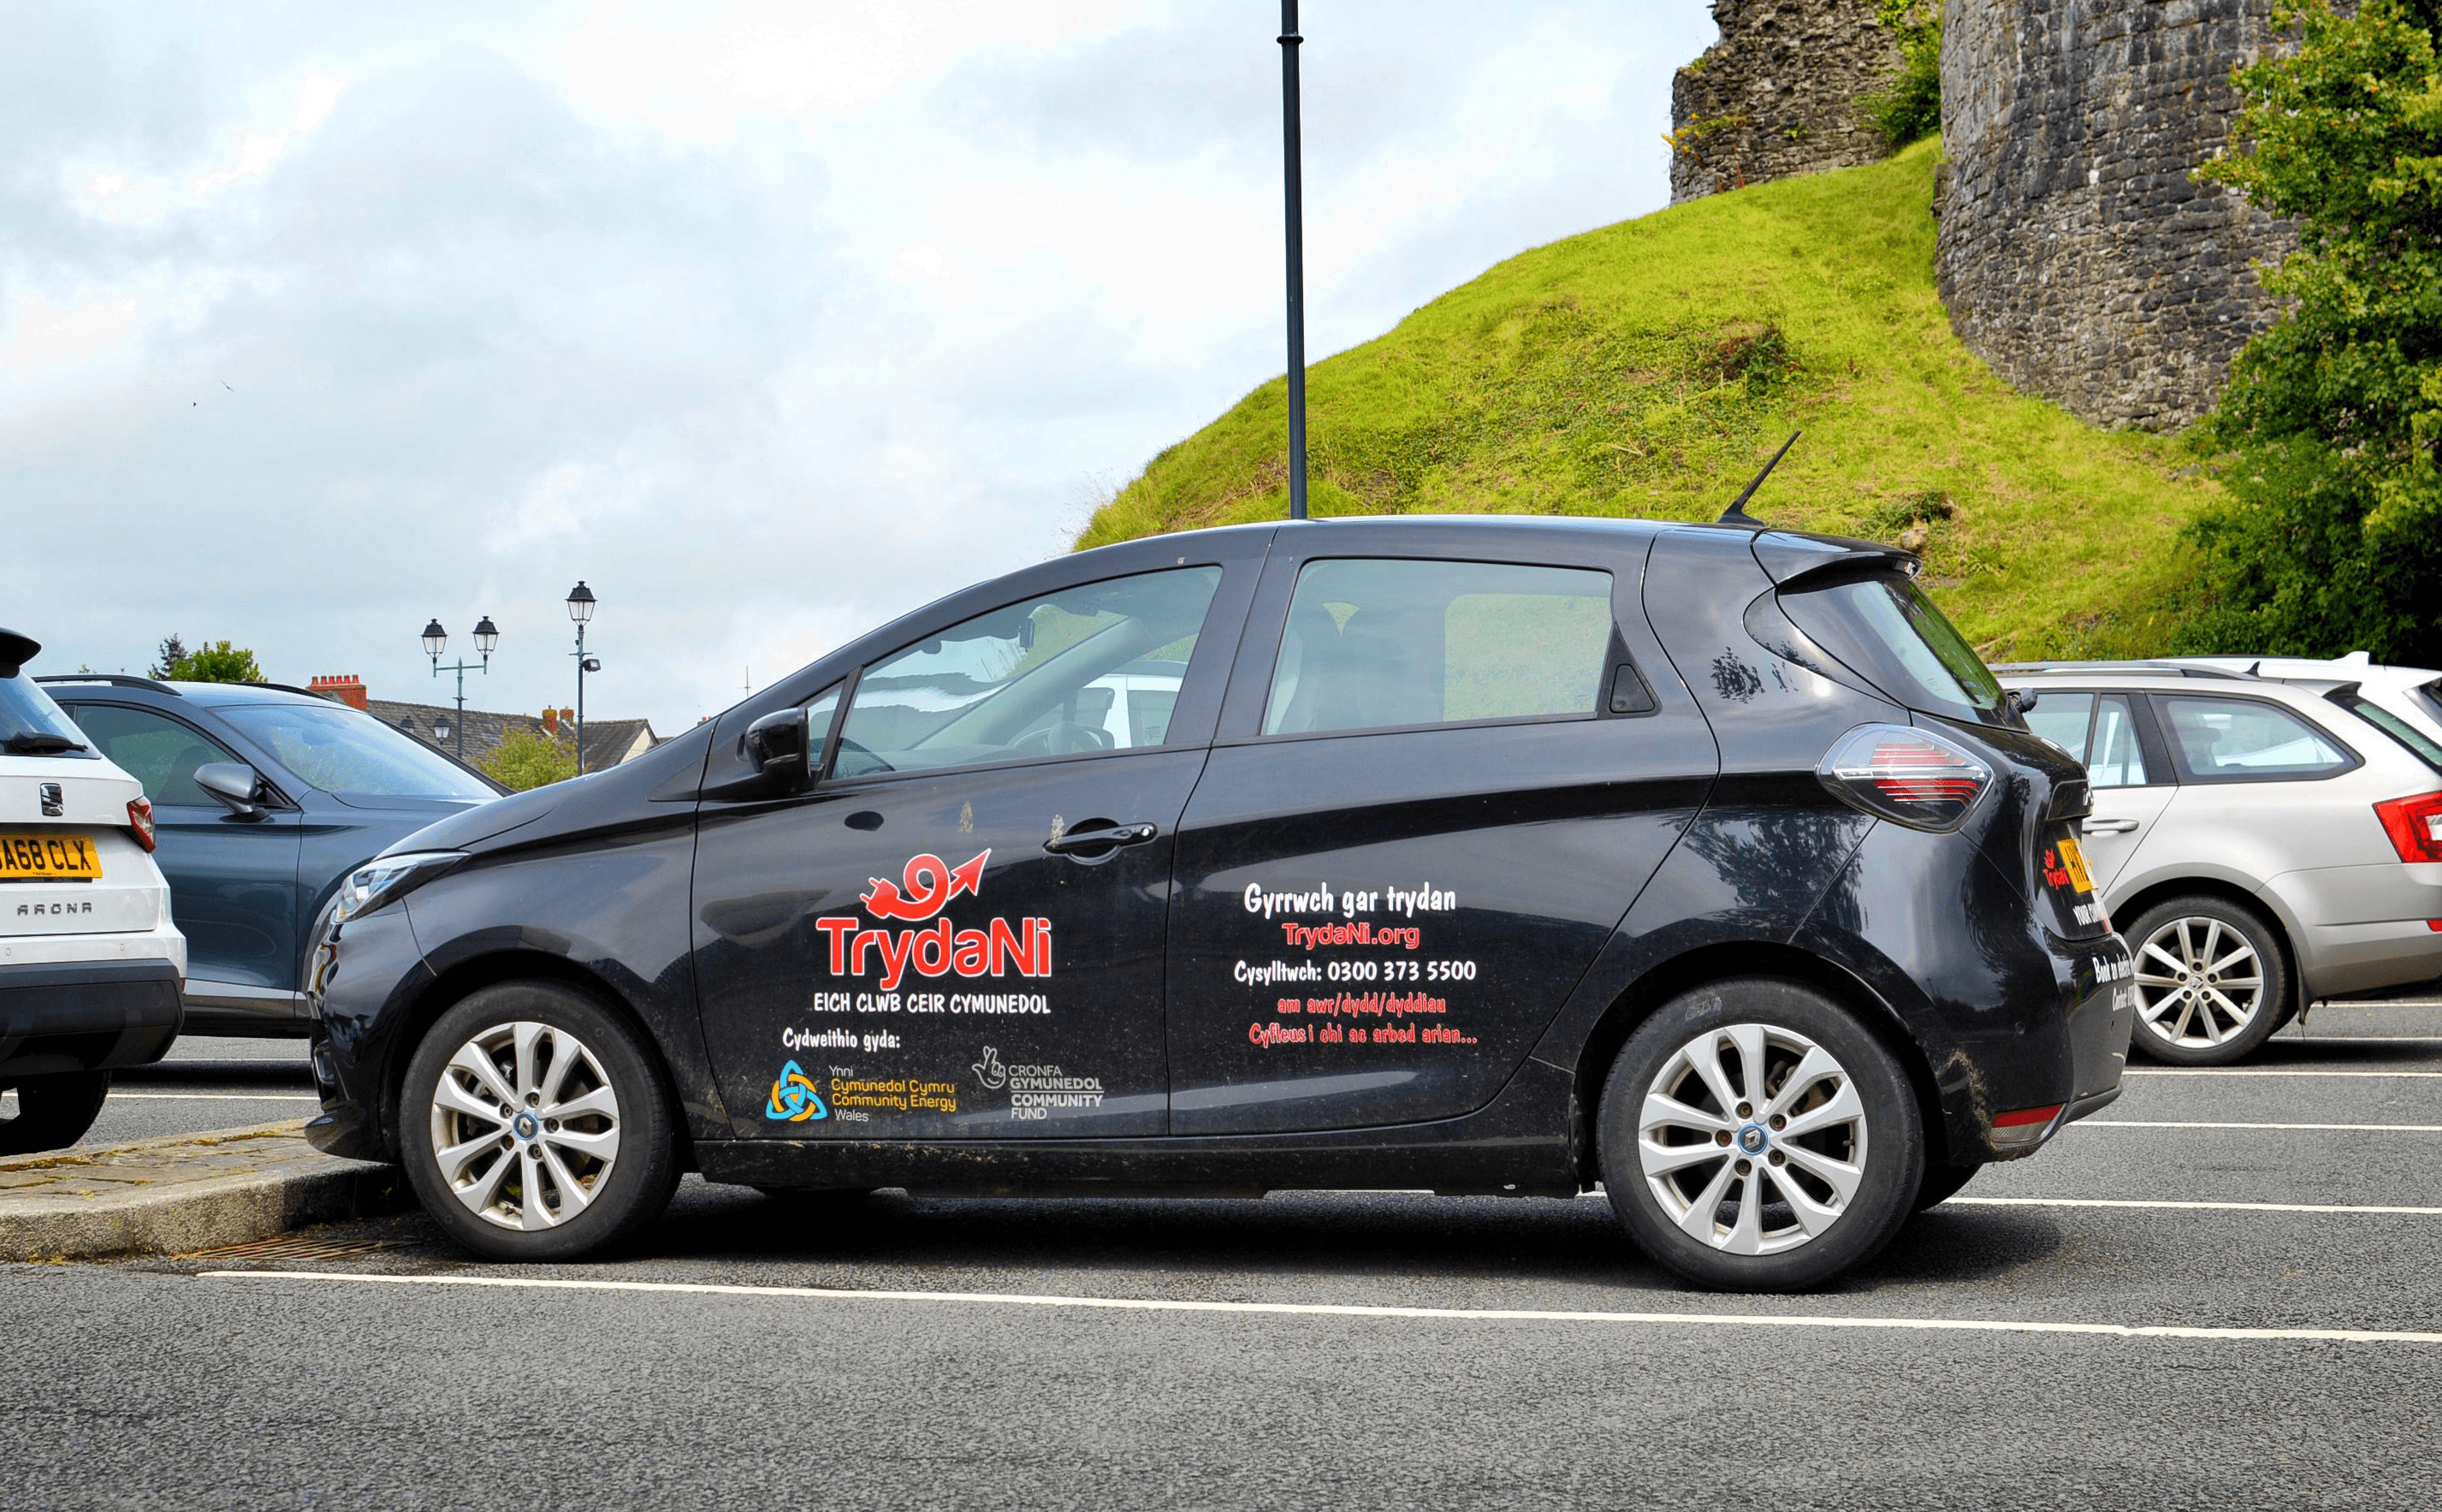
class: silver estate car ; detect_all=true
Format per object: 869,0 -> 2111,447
1996,662 -> 2442,1065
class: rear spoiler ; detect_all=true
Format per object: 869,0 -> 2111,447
1747,531 -> 1918,589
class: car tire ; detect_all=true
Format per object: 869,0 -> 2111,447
1597,978 -> 1923,1292
1912,1161 -> 1980,1212
2125,896 -> 2291,1067
0,1070 -> 112,1156
400,981 -> 680,1261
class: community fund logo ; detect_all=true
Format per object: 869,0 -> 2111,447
972,1045 -> 1102,1120
765,1059 -> 827,1123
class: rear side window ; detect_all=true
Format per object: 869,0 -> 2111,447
63,704 -> 238,803
2158,696 -> 2353,782
2333,691 -> 2442,777
1261,560 -> 1614,737
1780,576 -> 2005,723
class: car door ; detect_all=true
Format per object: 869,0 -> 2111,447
2025,689 -> 2174,899
58,700 -> 305,999
691,555 -> 1254,1140
1162,536 -> 1716,1136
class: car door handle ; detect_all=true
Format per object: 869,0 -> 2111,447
2082,818 -> 2139,834
1043,821 -> 1159,857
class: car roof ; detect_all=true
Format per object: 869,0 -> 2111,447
34,674 -> 339,708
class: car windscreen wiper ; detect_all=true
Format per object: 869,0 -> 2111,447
4,732 -> 88,756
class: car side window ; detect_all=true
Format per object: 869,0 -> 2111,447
2088,695 -> 2151,787
1261,559 -> 1615,737
2024,691 -> 2095,759
2159,695 -> 2350,781
59,703 -> 239,805
831,566 -> 1223,780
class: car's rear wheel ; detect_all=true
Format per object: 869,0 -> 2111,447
1598,979 -> 1923,1291
2125,896 -> 2290,1067
400,982 -> 679,1261
0,1070 -> 112,1156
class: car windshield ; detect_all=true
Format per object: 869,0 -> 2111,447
0,675 -> 93,756
218,702 -> 498,799
1779,574 -> 2006,722
2335,691 -> 2442,777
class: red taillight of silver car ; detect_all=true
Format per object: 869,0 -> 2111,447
1817,724 -> 1994,832
126,795 -> 156,852
2374,792 -> 2442,865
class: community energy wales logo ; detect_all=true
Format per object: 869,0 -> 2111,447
766,1059 -> 827,1123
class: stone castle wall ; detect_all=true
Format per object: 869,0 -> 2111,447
1669,0 -> 1904,205
1935,0 -> 2297,431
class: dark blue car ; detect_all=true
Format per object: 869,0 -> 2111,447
38,676 -> 501,1035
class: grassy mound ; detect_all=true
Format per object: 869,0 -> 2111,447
1078,140 -> 2214,659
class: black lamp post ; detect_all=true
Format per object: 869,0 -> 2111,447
566,581 -> 598,774
1279,0 -> 1308,522
423,614 -> 497,761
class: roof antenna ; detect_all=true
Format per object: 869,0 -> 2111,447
1718,431 -> 1800,526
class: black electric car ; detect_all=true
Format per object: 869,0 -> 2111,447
305,515 -> 2133,1290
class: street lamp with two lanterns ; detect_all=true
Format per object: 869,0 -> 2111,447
421,614 -> 499,762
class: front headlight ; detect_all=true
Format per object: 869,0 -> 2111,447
328,850 -> 466,927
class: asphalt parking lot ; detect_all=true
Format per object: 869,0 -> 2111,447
9,1002 -> 2442,1509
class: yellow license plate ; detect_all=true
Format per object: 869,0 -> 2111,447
2057,835 -> 2095,894
0,833 -> 102,881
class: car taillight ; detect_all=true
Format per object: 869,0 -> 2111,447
126,796 -> 157,852
1817,724 -> 1994,832
2374,792 -> 2442,864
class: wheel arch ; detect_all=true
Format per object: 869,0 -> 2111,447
1565,940 -> 1947,1183
376,949 -> 696,1171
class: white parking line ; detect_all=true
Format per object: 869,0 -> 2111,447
107,1093 -> 320,1101
195,1270 -> 2442,1344
1953,1196 -> 2442,1216
2086,1119 -> 2442,1133
2125,1069 -> 2442,1079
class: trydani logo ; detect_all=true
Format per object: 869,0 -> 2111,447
765,1059 -> 828,1123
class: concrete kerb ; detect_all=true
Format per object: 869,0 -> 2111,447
0,1120 -> 409,1261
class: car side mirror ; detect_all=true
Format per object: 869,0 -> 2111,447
2006,688 -> 2041,714
193,762 -> 267,821
743,708 -> 814,792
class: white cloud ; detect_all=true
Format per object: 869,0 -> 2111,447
2,1 -> 1718,733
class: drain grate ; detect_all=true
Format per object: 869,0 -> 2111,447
183,1232 -> 387,1263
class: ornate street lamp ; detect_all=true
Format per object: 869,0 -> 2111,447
423,614 -> 497,762
566,582 -> 598,774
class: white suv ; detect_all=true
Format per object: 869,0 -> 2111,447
0,630 -> 186,1153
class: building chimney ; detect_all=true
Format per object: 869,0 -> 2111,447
310,674 -> 368,711
541,707 -> 558,735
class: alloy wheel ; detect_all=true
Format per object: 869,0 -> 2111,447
1637,1022 -> 1869,1256
426,1020 -> 622,1231
2133,915 -> 2264,1051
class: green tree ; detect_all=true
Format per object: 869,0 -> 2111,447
161,639 -> 264,683
1861,1 -> 1941,150
480,726 -> 578,791
148,635 -> 186,679
2180,1 -> 2442,661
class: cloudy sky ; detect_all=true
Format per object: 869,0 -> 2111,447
4,1 -> 1716,735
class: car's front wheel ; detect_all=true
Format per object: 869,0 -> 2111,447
400,981 -> 679,1261
1598,979 -> 1923,1291
0,1070 -> 111,1155
2125,896 -> 2291,1067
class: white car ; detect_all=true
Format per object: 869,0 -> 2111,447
0,630 -> 186,1153
2170,652 -> 2442,746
